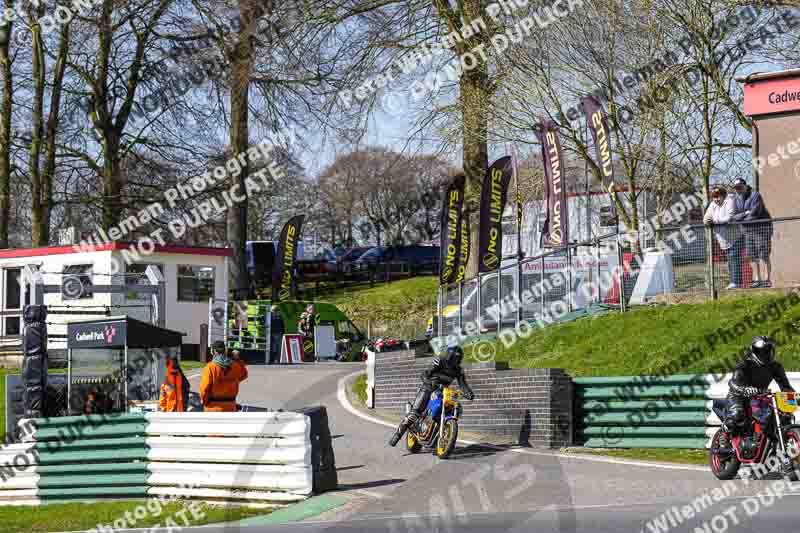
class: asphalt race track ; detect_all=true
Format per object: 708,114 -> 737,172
118,363 -> 800,533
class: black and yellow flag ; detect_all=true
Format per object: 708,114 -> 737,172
272,215 -> 304,302
477,156 -> 513,273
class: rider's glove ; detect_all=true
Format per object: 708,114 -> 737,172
742,386 -> 760,396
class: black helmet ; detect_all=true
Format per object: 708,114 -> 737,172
445,346 -> 464,368
749,336 -> 775,366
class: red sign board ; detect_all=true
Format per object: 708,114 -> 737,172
744,77 -> 800,116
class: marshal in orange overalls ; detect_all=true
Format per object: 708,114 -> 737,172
199,355 -> 248,412
159,357 -> 189,412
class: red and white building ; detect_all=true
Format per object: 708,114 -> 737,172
0,242 -> 231,357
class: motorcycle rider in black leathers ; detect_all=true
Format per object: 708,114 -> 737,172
388,346 -> 474,447
723,336 -> 794,442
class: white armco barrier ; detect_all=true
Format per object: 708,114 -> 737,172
143,412 -> 313,503
703,372 -> 800,448
366,348 -> 376,408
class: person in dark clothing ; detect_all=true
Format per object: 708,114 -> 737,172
723,336 -> 794,440
731,178 -> 773,288
388,346 -> 475,447
269,305 -> 285,364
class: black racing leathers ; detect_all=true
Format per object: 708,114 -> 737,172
725,358 -> 794,434
409,358 -> 474,417
388,358 -> 473,446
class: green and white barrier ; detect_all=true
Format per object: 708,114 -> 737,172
576,372 -> 800,449
0,412 -> 314,506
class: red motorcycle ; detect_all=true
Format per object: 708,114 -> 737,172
710,391 -> 800,480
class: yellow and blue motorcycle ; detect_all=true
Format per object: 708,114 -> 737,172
405,386 -> 462,459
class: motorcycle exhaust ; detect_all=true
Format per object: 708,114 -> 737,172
711,448 -> 735,455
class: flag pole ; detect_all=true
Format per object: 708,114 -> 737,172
510,144 -> 523,329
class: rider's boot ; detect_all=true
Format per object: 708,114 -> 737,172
389,414 -> 417,447
390,385 -> 431,447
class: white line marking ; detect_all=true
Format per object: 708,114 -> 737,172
337,371 -> 707,472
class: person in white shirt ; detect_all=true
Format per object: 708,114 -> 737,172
704,186 -> 745,289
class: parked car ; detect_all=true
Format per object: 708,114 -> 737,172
296,248 -> 337,279
352,245 -> 440,275
338,247 -> 372,273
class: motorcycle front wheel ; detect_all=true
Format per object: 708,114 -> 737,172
782,426 -> 800,481
435,419 -> 458,459
710,428 -> 740,480
407,433 -> 422,453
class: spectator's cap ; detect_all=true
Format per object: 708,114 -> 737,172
212,340 -> 226,353
734,178 -> 747,189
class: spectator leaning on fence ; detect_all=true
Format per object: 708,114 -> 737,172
731,178 -> 773,288
704,186 -> 745,289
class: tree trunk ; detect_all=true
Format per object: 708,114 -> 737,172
0,0 -> 13,249
226,0 -> 255,293
38,23 -> 71,245
29,3 -> 46,245
460,68 -> 488,279
102,132 -> 122,230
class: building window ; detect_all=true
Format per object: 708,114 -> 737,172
3,268 -> 21,336
63,264 -> 93,299
125,264 -> 164,300
177,265 -> 215,302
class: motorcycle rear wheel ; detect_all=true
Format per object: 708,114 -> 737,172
406,433 -> 422,453
435,419 -> 458,459
710,429 -> 740,480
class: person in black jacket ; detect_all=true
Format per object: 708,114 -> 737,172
388,346 -> 474,447
731,178 -> 773,288
723,336 -> 794,439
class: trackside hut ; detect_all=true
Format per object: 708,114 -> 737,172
0,242 -> 230,360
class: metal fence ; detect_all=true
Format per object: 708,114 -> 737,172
437,216 -> 800,338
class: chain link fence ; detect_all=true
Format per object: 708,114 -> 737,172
438,217 -> 800,336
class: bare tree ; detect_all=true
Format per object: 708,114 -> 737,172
0,0 -> 13,248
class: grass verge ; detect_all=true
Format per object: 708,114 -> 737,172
320,276 -> 437,338
565,447 -> 708,465
465,292 -> 800,376
351,373 -> 367,405
0,500 -> 271,533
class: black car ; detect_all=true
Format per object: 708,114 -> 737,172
338,247 -> 372,273
352,245 -> 440,275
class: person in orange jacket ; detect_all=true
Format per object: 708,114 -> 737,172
159,355 -> 190,412
199,341 -> 248,412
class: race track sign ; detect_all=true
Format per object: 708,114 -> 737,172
280,334 -> 304,364
68,320 -> 127,348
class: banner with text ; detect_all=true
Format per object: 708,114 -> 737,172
272,214 -> 305,301
478,156 -> 513,273
537,120 -> 568,248
439,175 -> 466,285
582,95 -> 616,193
